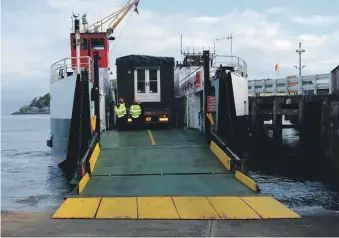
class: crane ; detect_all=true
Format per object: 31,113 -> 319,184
81,0 -> 140,40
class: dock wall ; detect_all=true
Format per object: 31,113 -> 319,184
321,98 -> 339,178
249,94 -> 339,183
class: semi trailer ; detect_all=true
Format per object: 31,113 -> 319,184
115,55 -> 175,126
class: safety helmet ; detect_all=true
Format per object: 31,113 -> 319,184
132,99 -> 137,103
119,98 -> 124,103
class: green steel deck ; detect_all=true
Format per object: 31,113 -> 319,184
80,129 -> 256,197
53,128 -> 301,220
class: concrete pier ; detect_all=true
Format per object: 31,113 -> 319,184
2,211 -> 339,237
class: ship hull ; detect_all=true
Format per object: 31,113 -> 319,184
50,73 -> 77,166
48,68 -> 112,179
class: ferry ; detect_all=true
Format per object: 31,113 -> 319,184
48,1 -> 301,221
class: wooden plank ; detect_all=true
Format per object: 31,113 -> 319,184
52,198 -> 101,219
96,197 -> 137,219
207,197 -> 261,219
241,197 -> 301,219
137,197 -> 179,219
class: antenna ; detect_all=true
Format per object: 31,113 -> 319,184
71,16 -> 74,31
180,34 -> 183,54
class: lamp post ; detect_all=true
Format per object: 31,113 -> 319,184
295,42 -> 306,77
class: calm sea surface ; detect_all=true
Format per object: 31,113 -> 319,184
1,114 -> 338,215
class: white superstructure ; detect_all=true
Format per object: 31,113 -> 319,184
174,53 -> 249,130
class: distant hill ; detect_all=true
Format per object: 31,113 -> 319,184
12,93 -> 50,115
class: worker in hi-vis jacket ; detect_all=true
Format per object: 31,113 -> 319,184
129,99 -> 142,124
115,98 -> 127,131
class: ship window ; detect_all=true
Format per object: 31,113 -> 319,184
149,69 -> 158,93
82,39 -> 88,49
92,38 -> 105,50
72,38 -> 88,50
137,69 -> 145,93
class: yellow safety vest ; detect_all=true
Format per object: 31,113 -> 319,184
130,104 -> 141,118
115,103 -> 126,118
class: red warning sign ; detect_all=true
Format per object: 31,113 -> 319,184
207,96 -> 216,112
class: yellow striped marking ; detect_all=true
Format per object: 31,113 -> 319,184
89,143 -> 100,173
206,113 -> 215,126
52,198 -> 101,219
52,196 -> 301,219
173,197 -> 220,219
78,173 -> 89,194
147,130 -> 156,145
96,197 -> 137,219
210,141 -> 231,171
241,196 -> 301,219
137,197 -> 179,219
207,197 -> 261,219
235,171 -> 258,192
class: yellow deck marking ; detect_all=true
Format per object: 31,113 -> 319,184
173,197 -> 220,219
96,197 -> 137,219
235,171 -> 258,192
147,130 -> 156,145
210,141 -> 231,170
52,196 -> 301,219
137,197 -> 179,219
241,197 -> 301,219
52,198 -> 101,219
89,143 -> 100,173
78,173 -> 89,194
206,197 -> 261,219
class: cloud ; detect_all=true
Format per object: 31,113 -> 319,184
265,7 -> 288,15
291,15 -> 339,26
1,0 -> 339,113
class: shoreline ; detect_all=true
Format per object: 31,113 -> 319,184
2,210 -> 339,236
10,112 -> 50,115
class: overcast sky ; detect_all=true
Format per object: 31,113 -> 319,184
1,0 -> 339,114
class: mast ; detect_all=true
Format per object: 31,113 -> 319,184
73,14 -> 81,75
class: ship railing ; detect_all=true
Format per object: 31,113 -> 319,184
211,55 -> 248,79
50,56 -> 94,84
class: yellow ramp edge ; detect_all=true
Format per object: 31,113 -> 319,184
78,173 -> 89,194
52,196 -> 301,219
210,141 -> 231,171
137,197 -> 179,219
52,197 -> 101,219
173,197 -> 220,219
241,196 -> 301,219
207,197 -> 261,219
96,197 -> 137,219
89,143 -> 100,173
235,171 -> 258,192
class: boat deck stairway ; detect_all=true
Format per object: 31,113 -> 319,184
52,129 -> 301,220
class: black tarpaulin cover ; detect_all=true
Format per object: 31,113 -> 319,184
116,54 -> 175,66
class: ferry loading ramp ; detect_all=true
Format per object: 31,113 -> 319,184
53,128 -> 301,220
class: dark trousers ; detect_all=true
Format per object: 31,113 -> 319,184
116,115 -> 126,131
